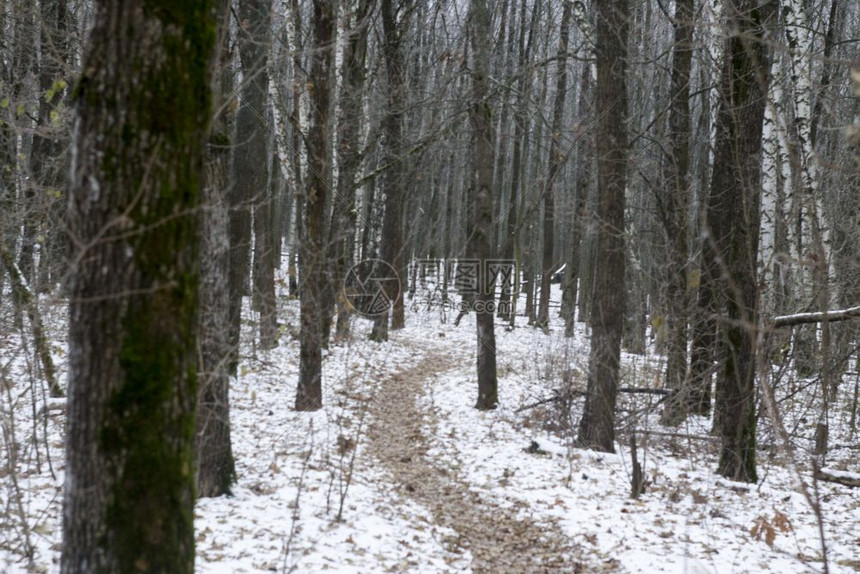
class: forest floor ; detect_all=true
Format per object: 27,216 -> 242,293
1,279 -> 859,573
366,343 -> 583,573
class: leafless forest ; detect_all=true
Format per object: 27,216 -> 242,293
1,0 -> 859,572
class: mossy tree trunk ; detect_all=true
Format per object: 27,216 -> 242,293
62,1 -> 217,572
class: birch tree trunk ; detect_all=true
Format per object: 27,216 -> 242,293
332,0 -> 372,341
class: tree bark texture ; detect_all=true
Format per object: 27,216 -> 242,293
577,0 -> 629,453
297,0 -> 334,411
62,1 -> 217,571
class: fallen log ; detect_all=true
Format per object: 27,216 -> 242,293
773,305 -> 860,327
814,467 -> 860,488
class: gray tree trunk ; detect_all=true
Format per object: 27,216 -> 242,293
577,0 -> 629,453
197,2 -> 236,499
471,0 -> 498,410
660,0 -> 695,425
229,0 -> 271,370
62,1 -> 216,570
296,0 -> 334,411
537,1 -> 571,331
332,0 -> 372,342
709,0 -> 774,483
29,0 -> 70,293
370,0 -> 408,341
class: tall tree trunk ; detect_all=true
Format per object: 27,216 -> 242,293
370,0 -> 407,341
659,0 -> 694,425
498,0 -> 537,324
709,0 -> 773,483
332,0 -> 372,342
29,0 -> 69,293
471,0 -> 498,410
11,0 -> 36,289
577,0 -> 629,453
254,108 -> 281,350
783,0 -> 833,454
197,3 -> 236,498
564,65 -> 593,337
564,65 -> 594,337
62,1 -> 216,571
572,0 -> 598,327
229,0 -> 272,372
287,3 -> 304,299
296,0 -> 334,410
688,5 -> 721,416
537,1 -> 571,331
525,53 -> 549,327
253,107 -> 278,350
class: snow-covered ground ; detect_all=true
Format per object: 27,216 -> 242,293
1,278 -> 858,573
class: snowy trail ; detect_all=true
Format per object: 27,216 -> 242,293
366,341 -> 584,573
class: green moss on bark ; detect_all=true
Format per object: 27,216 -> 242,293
64,1 -> 218,572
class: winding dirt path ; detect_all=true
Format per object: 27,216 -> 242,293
366,347 -> 584,573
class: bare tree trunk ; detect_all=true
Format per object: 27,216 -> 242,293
198,134 -> 236,496
709,0 -> 773,483
564,66 -> 593,337
688,51 -> 718,417
253,110 -> 278,350
197,4 -> 236,498
525,53 -> 549,328
229,0 -> 271,371
537,1 -> 571,331
29,0 -> 69,293
577,0 -> 629,453
296,0 -> 333,411
471,0 -> 498,410
332,0 -> 372,342
286,1 -> 305,299
370,0 -> 407,341
659,0 -> 694,425
498,1 -> 536,324
12,0 -> 36,290
62,1 -> 216,570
